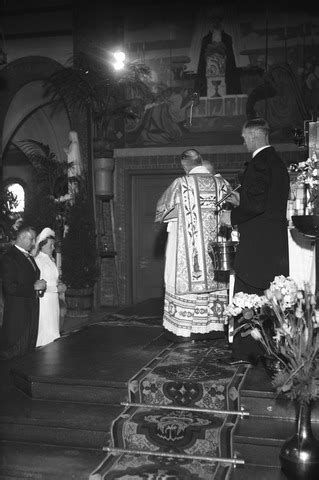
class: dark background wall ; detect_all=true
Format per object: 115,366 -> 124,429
0,0 -> 316,308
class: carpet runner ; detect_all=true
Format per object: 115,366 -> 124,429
90,338 -> 251,479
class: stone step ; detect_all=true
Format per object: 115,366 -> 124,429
230,464 -> 286,479
89,452 -> 287,480
240,363 -> 319,420
11,369 -> 131,404
0,385 -> 121,449
2,328 -> 318,479
234,364 -> 319,468
233,415 -> 319,467
10,324 -> 169,404
0,440 -> 106,480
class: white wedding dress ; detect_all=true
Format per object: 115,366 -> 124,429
35,251 -> 60,347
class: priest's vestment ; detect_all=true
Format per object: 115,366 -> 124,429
155,166 -> 231,340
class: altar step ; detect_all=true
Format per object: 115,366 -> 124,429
231,464 -> 286,479
0,441 -> 106,480
1,326 -> 168,451
234,415 -> 319,467
0,325 -> 168,479
9,324 -> 168,405
0,392 -> 120,449
234,362 -> 319,468
0,441 -> 288,480
240,364 -> 319,420
1,326 -> 318,479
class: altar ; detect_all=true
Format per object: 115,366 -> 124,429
288,227 -> 316,293
287,119 -> 319,295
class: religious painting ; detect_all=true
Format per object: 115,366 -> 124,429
111,4 -> 319,147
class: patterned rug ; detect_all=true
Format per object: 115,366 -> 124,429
90,339 -> 251,480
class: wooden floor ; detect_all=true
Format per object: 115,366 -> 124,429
0,316 -> 318,479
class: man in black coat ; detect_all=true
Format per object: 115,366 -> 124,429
221,118 -> 290,361
0,225 -> 47,359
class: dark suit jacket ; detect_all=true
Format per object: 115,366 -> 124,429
0,245 -> 40,358
231,146 -> 290,290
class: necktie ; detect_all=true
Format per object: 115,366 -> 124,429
24,252 -> 37,271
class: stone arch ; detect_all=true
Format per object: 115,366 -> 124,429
0,56 -> 71,164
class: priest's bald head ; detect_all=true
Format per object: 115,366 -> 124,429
180,149 -> 203,173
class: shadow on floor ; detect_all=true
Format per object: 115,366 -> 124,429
107,296 -> 164,320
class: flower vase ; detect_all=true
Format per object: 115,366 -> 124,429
280,400 -> 319,479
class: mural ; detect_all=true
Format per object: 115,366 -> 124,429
115,5 -> 319,147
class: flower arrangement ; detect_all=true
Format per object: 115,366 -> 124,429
288,152 -> 319,212
226,275 -> 319,402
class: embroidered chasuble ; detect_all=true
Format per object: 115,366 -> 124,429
155,169 -> 231,339
156,173 -> 229,295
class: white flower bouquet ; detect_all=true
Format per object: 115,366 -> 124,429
226,276 -> 319,402
289,152 -> 319,212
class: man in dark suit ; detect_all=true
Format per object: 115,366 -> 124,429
0,225 -> 47,359
221,118 -> 290,361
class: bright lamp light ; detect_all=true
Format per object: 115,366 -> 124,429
111,51 -> 126,71
113,51 -> 125,62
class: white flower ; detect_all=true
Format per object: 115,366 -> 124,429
250,328 -> 262,340
274,289 -> 283,300
281,323 -> 292,336
227,292 -> 267,317
307,178 -> 314,187
273,330 -> 283,343
295,307 -> 304,319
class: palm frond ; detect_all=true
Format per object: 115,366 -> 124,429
18,139 -> 70,197
43,51 -> 153,140
18,139 -> 51,160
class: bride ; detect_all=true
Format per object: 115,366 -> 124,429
33,228 -> 66,347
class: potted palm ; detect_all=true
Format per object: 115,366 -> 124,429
20,139 -> 98,317
18,139 -> 70,231
44,52 -> 152,154
42,53 -> 152,308
44,51 -> 152,209
60,175 -> 99,317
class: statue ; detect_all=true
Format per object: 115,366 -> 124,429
195,10 -> 241,97
63,131 -> 83,198
64,131 -> 83,179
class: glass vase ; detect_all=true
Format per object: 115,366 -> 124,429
280,400 -> 319,479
